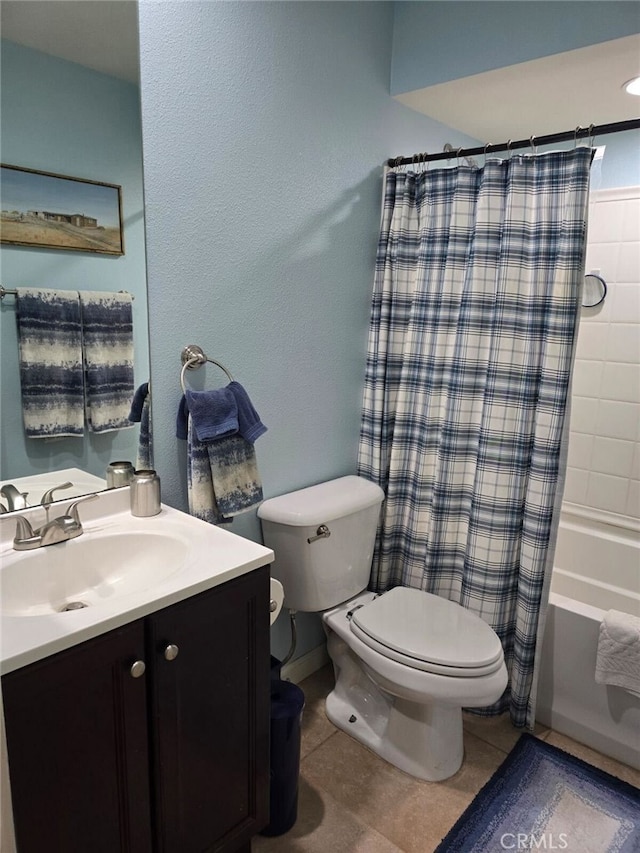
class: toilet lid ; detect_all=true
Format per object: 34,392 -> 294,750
350,587 -> 503,671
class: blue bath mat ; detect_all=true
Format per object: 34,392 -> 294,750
436,734 -> 639,852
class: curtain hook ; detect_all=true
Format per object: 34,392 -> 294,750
506,139 -> 512,159
588,123 -> 595,148
483,142 -> 491,167
574,126 -> 582,149
457,147 -> 463,167
529,135 -> 537,155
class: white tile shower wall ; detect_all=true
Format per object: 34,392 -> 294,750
564,187 -> 640,524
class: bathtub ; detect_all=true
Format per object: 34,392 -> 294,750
536,508 -> 640,769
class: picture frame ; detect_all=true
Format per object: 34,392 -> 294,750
0,163 -> 124,255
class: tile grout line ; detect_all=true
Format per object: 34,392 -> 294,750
300,724 -> 341,764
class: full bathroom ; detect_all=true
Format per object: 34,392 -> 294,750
1,2 -> 639,851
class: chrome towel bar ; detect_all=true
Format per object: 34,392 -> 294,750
180,344 -> 233,393
0,285 -> 133,300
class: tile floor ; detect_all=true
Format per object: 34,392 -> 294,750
253,664 -> 640,853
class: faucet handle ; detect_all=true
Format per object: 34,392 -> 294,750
0,484 -> 29,512
66,493 -> 99,525
41,482 -> 74,515
14,516 -> 36,548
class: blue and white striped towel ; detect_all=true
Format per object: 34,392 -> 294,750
16,287 -> 84,438
187,415 -> 263,524
79,291 -> 135,433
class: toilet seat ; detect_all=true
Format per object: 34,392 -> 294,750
349,587 -> 504,678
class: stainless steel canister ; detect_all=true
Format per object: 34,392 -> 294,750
106,460 -> 135,489
130,469 -> 161,517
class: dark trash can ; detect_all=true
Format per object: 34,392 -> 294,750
260,658 -> 305,837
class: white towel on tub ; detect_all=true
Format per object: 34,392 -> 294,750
595,610 -> 640,697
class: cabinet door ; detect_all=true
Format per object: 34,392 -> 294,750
147,566 -> 270,853
2,620 -> 153,853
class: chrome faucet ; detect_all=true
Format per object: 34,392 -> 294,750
40,481 -> 74,519
13,494 -> 99,551
0,484 -> 29,512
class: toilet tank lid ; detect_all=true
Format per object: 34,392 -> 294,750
257,475 -> 384,526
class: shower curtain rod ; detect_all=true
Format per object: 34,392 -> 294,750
387,118 -> 640,167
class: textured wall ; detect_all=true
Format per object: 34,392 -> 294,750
391,1 -> 640,94
136,0 -> 478,659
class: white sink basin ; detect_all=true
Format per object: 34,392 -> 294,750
1,530 -> 190,617
0,489 -> 274,675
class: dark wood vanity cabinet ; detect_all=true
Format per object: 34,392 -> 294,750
2,566 -> 270,853
147,568 -> 270,851
3,619 -> 153,853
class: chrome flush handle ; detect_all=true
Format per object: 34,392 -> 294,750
307,524 -> 331,544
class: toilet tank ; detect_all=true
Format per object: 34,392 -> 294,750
257,476 -> 384,612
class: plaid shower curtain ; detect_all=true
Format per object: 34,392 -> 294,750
357,148 -> 592,727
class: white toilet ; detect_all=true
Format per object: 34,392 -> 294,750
258,475 -> 508,781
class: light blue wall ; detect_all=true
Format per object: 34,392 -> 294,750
389,1 -> 640,188
391,1 -> 640,94
0,41 -> 149,481
137,0 -> 638,663
137,0 -> 479,660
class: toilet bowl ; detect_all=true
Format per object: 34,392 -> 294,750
257,475 -> 508,781
322,590 -> 507,780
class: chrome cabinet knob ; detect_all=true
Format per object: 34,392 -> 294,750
164,644 -> 179,661
130,660 -> 146,678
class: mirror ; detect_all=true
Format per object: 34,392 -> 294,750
583,273 -> 607,308
0,1 -> 150,512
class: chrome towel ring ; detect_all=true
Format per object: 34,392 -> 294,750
180,344 -> 233,393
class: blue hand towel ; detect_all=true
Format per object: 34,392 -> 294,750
186,415 -> 263,523
176,384 -> 267,444
128,382 -> 149,422
15,287 -> 84,438
185,387 -> 238,442
176,394 -> 189,440
227,381 -> 267,443
79,290 -> 134,433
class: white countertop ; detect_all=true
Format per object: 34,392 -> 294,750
0,488 -> 273,674
0,467 -> 107,509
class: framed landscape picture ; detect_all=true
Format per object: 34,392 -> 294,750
0,163 -> 124,255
